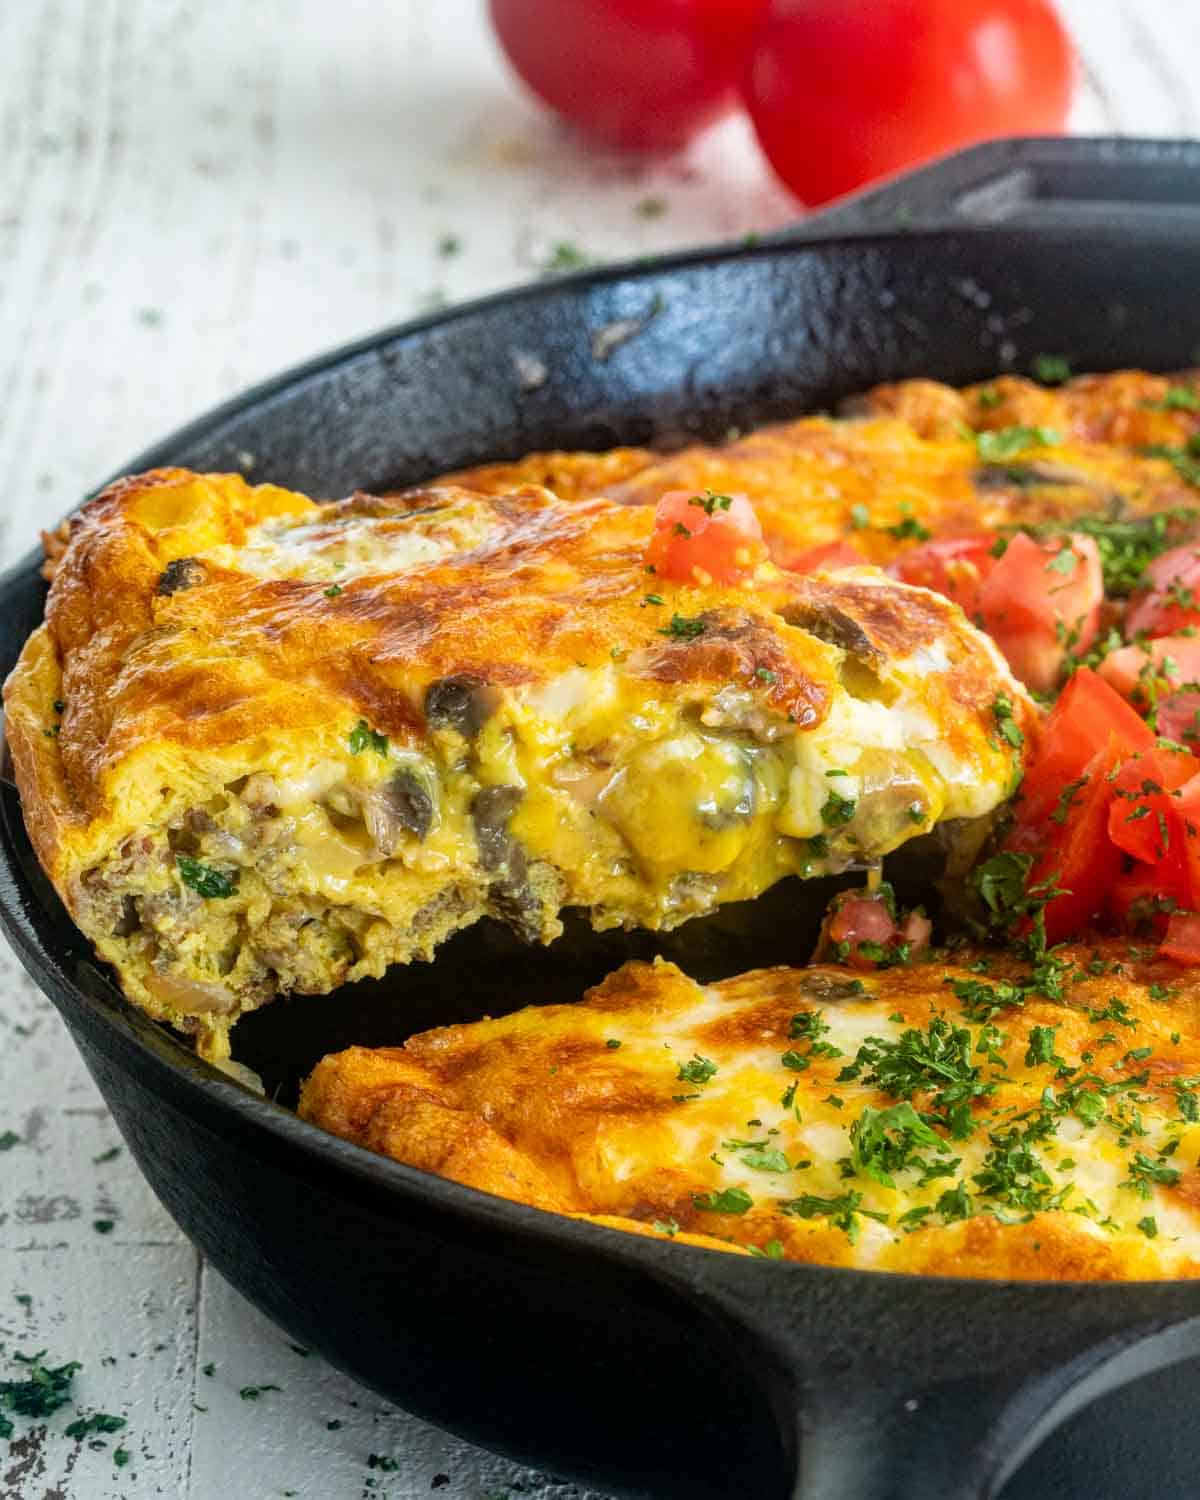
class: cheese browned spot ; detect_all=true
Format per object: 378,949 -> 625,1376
5,470 -> 1030,1059
301,941 -> 1200,1280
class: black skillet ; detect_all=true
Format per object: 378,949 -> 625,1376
5,138 -> 1200,1500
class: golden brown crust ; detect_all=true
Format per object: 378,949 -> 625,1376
439,371 -> 1199,574
300,942 -> 1200,1280
7,466 -> 1030,894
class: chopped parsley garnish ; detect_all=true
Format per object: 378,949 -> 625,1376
65,1411 -> 127,1439
780,1190 -> 875,1244
973,851 -> 1034,918
975,425 -> 1063,462
605,1038 -> 621,1049
849,1101 -> 950,1188
642,593 -> 664,606
692,1186 -> 753,1215
1123,1151 -> 1180,1198
949,976 -> 1023,1024
992,694 -> 1024,748
837,1017 -> 992,1139
323,583 -> 343,597
676,1054 -> 717,1086
820,790 -> 857,827
1143,386 -> 1200,411
0,1350 -> 82,1429
1046,546 -> 1079,576
747,1239 -> 785,1260
1137,1216 -> 1159,1238
972,1128 -> 1056,1213
653,1218 -> 680,1237
688,490 -> 734,515
1032,354 -> 1071,385
541,241 -> 590,275
348,719 -> 389,756
0,1131 -> 20,1151
176,855 -> 237,900
1024,1024 -> 1066,1070
113,1447 -> 132,1468
658,613 -> 707,640
755,666 -> 777,684
1142,440 -> 1200,489
737,1147 -> 791,1173
885,516 -> 932,542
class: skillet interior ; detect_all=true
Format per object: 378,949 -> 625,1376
9,206 -> 1200,1497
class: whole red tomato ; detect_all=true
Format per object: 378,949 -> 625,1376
489,0 -> 767,151
743,0 -> 1075,205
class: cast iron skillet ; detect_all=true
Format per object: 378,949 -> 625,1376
5,138 -> 1200,1500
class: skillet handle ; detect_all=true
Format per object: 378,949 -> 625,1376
664,1253 -> 1200,1500
776,134 -> 1200,241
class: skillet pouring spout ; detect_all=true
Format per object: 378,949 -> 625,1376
667,1245 -> 1200,1500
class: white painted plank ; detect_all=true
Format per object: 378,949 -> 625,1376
0,1243 -> 196,1500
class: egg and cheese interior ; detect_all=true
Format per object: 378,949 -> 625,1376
5,468 -> 1030,1060
301,941 -> 1200,1280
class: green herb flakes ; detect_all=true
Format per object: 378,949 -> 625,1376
348,719 -> 389,756
676,1054 -> 717,1086
176,854 -> 237,900
1032,354 -> 1071,385
976,425 -> 1063,462
658,612 -> 707,639
692,1186 -> 753,1215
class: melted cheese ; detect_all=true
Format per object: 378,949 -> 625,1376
300,942 -> 1200,1281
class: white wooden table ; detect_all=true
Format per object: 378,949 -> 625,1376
2,3 -> 1198,1496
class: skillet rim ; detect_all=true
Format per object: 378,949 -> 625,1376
7,219 -> 1200,1294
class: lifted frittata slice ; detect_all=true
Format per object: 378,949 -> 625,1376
6,468 -> 1031,1058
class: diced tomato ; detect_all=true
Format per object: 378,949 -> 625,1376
644,488 -> 767,586
978,532 -> 1103,694
1125,542 -> 1200,640
1016,668 -> 1153,828
1154,691 -> 1200,748
1105,746 -> 1197,866
1108,865 -> 1189,932
822,890 -> 931,970
1099,636 -> 1200,703
783,539 -> 862,574
1016,737 -> 1125,944
1161,912 -> 1200,965
1168,773 -> 1200,912
889,533 -> 998,617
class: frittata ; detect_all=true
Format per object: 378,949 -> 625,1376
436,369 -> 1200,572
4,468 -> 1030,1059
301,942 -> 1200,1280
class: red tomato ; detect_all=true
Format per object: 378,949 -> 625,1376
1161,912 -> 1200,966
742,0 -> 1075,206
1108,866 -> 1188,932
1020,739 -> 1124,945
644,488 -> 766,584
489,0 -> 766,151
977,532 -> 1103,695
783,539 -> 862,573
823,891 -> 930,969
1017,668 -> 1153,827
1105,747 -> 1197,867
1099,636 -> 1200,703
1157,691 -> 1200,747
889,534 -> 997,617
1124,542 -> 1200,639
